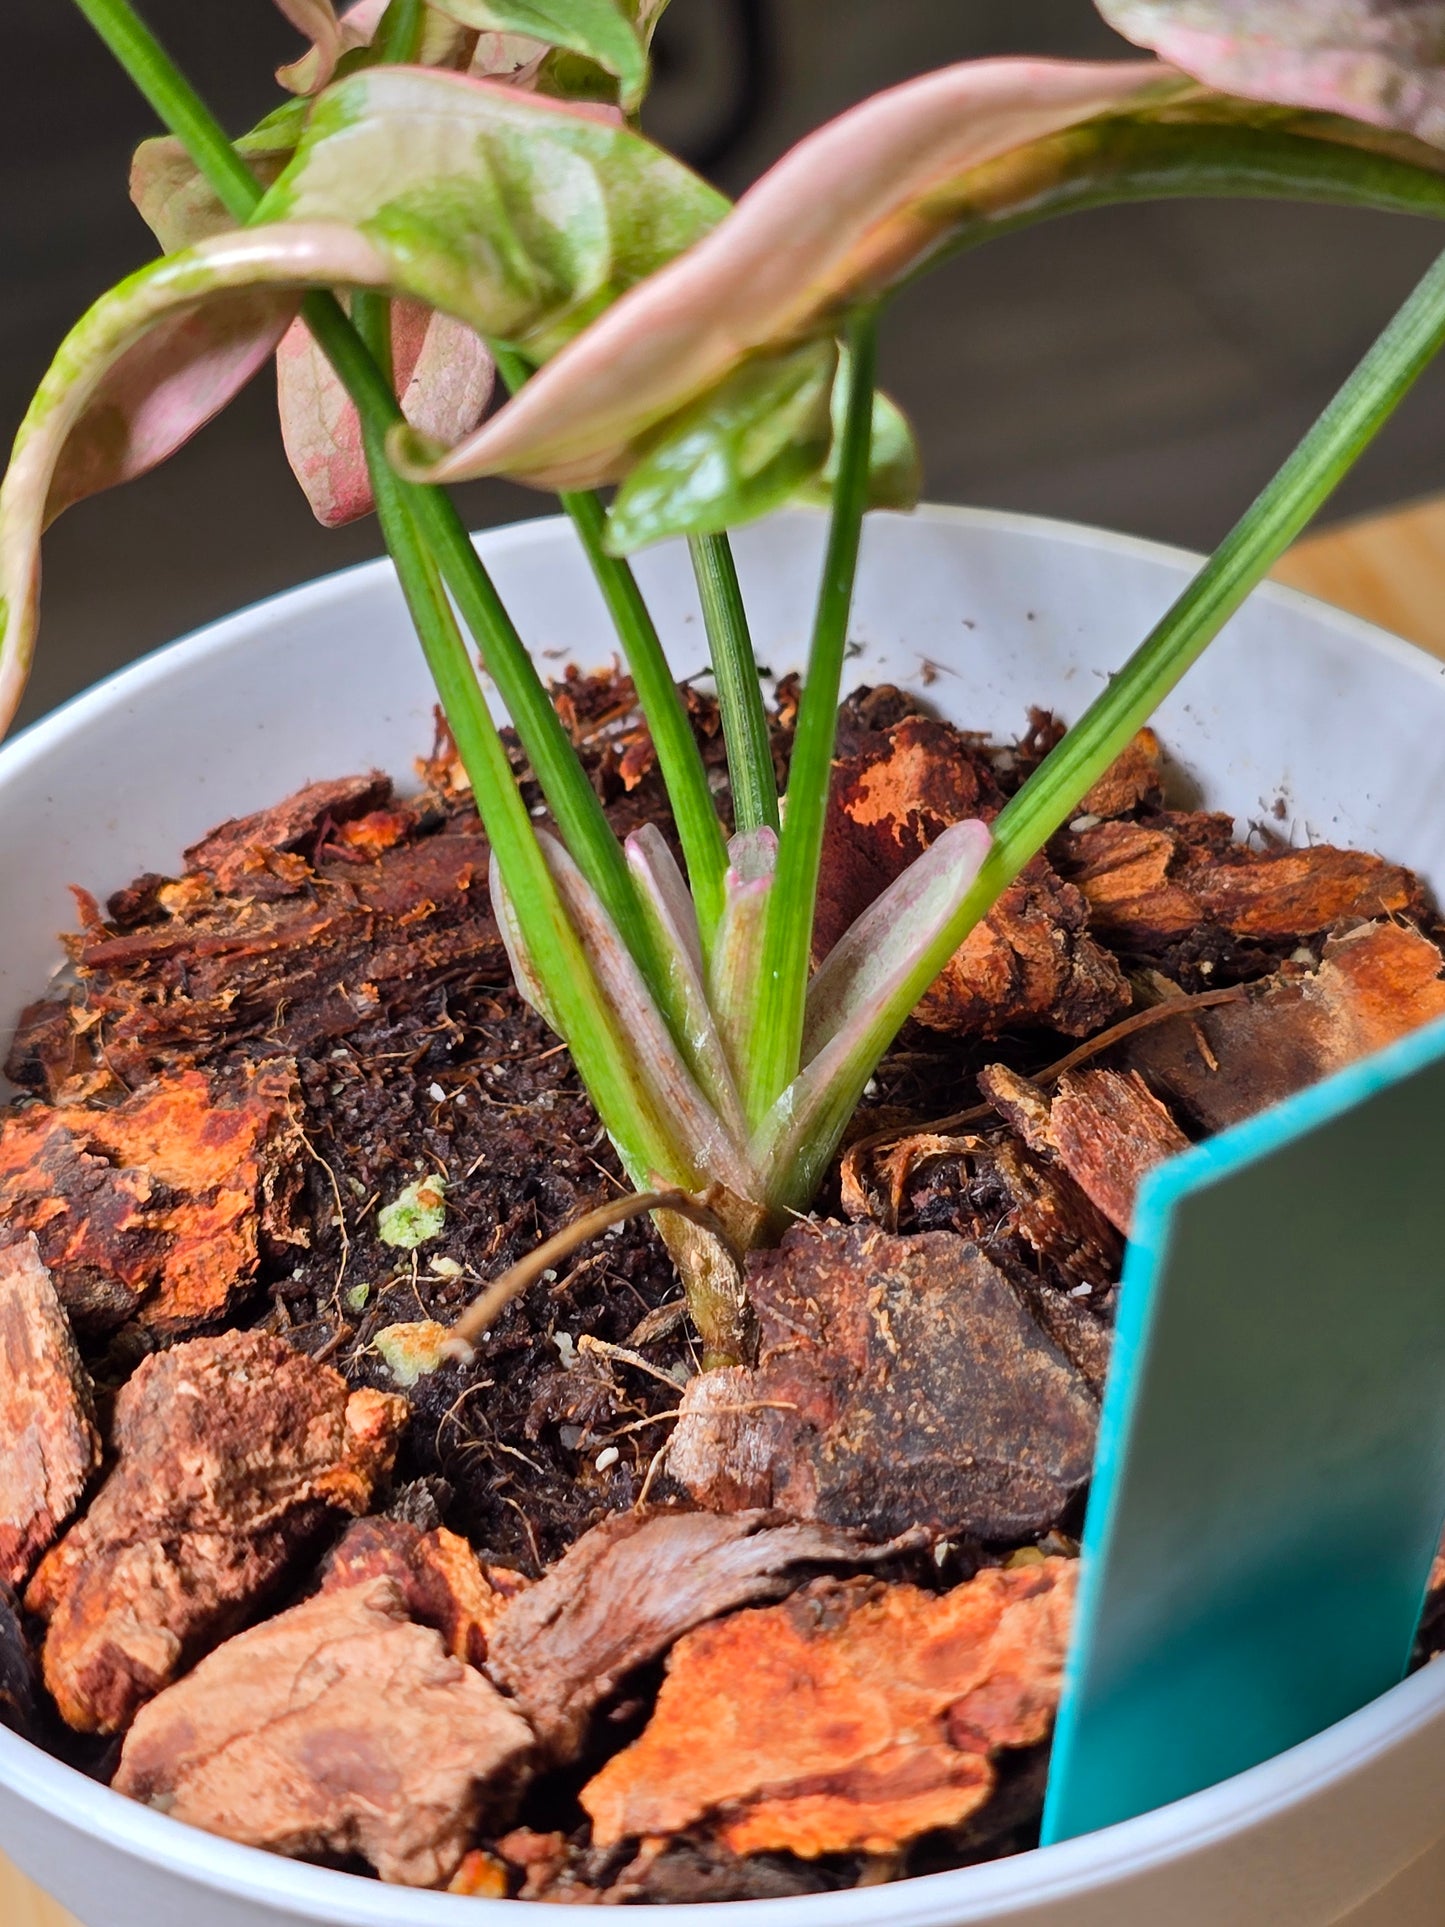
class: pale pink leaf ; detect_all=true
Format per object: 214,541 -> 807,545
625,825 -> 748,1140
277,300 -> 494,526
275,0 -> 349,93
391,58 -> 1176,488
0,224 -> 394,737
1098,1 -> 1445,147
130,106 -> 308,255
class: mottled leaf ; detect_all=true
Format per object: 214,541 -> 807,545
0,226 -> 396,735
393,59 -> 1177,488
131,104 -> 309,254
277,299 -> 494,525
433,0 -> 650,111
1098,1 -> 1445,147
258,66 -> 726,378
605,341 -> 837,552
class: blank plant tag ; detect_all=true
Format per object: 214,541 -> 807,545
1043,1012 -> 1445,1844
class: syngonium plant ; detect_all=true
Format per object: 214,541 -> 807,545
6,0 -> 1445,1362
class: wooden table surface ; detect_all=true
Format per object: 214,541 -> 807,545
5,494 -> 1445,1927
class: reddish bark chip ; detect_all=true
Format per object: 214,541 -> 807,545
1055,811 -> 1425,957
0,1237 -> 100,1590
0,1065 -> 304,1334
486,1507 -> 880,1762
669,1224 -> 1097,1542
12,824 -> 503,1096
320,1516 -> 524,1667
980,1063 -> 1190,1233
115,1577 -> 534,1888
183,772 -> 393,893
1076,728 -> 1164,820
1122,921 -> 1445,1134
583,1558 -> 1077,1858
815,713 -> 1129,1038
25,1331 -> 406,1733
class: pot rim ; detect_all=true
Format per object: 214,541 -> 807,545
3,502 -> 1443,1922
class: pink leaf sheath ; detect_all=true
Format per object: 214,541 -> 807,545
391,58 -> 1175,490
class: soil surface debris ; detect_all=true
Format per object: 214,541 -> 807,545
0,1064 -> 304,1335
319,1515 -> 526,1667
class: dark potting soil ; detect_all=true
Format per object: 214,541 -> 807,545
3,670 -> 1444,1900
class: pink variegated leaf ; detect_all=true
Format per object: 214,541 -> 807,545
758,819 -> 993,1213
277,299 -> 494,525
490,837 -> 758,1197
391,58 -> 1179,489
131,105 -> 308,254
433,0 -> 650,110
275,0 -> 350,93
625,825 -> 748,1139
1098,2 -> 1445,148
278,0 -> 473,92
0,224 -> 396,737
256,68 -> 725,363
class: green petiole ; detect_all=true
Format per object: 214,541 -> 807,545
492,345 -> 729,948
689,534 -> 780,839
749,308 -> 878,1126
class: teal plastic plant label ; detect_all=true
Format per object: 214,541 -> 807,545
1042,1012 -> 1445,1845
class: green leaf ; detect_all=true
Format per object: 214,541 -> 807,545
604,340 -> 837,552
257,66 -> 727,370
434,0 -> 650,111
705,828 -> 778,1109
800,346 -> 921,513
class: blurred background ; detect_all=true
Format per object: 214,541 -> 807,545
6,0 -> 1445,728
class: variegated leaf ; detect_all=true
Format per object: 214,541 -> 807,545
434,0 -> 650,110
0,225 -> 396,736
1098,1 -> 1445,148
392,59 -> 1178,488
277,299 -> 494,525
257,67 -> 726,373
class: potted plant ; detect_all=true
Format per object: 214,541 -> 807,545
3,0 -> 1445,1919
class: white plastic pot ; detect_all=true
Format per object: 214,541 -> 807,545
3,505 -> 1445,1927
